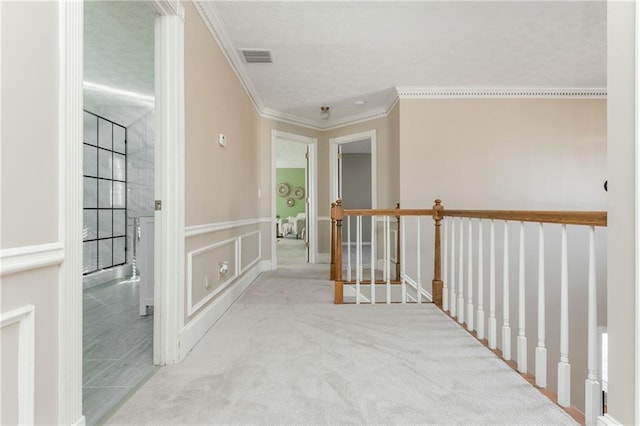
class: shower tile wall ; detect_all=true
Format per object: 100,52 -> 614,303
126,110 -> 155,264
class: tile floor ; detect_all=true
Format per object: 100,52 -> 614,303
83,276 -> 155,425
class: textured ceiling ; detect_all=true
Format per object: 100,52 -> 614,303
84,1 -> 155,127
204,1 -> 606,127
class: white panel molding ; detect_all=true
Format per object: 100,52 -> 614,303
57,0 -> 84,423
179,259 -> 270,360
187,237 -> 239,317
597,414 -> 624,426
396,87 -> 607,99
239,231 -> 261,274
185,217 -> 270,238
1,305 -> 36,425
0,243 -> 64,276
318,216 -> 331,222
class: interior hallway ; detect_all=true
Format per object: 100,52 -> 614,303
106,264 -> 576,425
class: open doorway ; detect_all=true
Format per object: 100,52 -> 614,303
271,130 -> 318,267
82,2 -> 156,424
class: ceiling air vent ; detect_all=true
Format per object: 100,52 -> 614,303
240,49 -> 273,64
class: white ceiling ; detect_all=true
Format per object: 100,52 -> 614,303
84,1 -> 156,127
276,138 -> 307,168
200,1 -> 606,128
83,1 -> 607,130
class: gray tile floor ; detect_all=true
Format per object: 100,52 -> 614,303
83,276 -> 155,425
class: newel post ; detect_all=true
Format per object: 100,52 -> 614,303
395,203 -> 401,282
432,199 -> 444,308
334,199 -> 344,304
330,202 -> 336,280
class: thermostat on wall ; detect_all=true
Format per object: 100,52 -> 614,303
218,133 -> 227,147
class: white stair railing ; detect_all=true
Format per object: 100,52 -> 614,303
331,200 -> 606,424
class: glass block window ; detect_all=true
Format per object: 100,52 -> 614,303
83,111 -> 127,274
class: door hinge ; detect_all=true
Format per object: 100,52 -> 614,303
305,151 -> 309,159
305,242 -> 310,248
155,200 -> 162,211
337,152 -> 342,160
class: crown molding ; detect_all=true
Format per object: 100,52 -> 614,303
193,2 -> 266,114
193,2 -> 607,132
396,87 -> 607,99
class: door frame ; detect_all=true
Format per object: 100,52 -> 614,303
271,130 -> 318,267
57,1 -> 184,423
329,129 -> 377,208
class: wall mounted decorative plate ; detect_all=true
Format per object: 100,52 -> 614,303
277,182 -> 290,197
286,197 -> 295,207
292,186 -> 305,199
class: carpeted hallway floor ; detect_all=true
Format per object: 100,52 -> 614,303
106,264 -> 577,425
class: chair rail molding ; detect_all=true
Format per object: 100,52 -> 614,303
0,242 -> 64,276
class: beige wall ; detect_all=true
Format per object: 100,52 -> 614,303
398,97 -> 607,411
607,2 -> 637,423
1,2 -> 62,423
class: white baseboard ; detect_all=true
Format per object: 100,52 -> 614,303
178,260 -> 270,360
72,415 -> 86,426
597,414 -> 623,426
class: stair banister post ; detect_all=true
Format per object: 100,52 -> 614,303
432,199 -> 444,308
395,203 -> 401,282
330,202 -> 336,280
334,199 -> 344,304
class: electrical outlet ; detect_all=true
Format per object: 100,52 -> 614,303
218,261 -> 229,280
204,276 -> 211,289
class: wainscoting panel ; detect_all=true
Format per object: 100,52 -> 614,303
0,305 -> 35,425
239,231 -> 261,274
187,238 -> 239,317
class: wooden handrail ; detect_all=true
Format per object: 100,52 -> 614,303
343,208 -> 434,216
443,210 -> 607,227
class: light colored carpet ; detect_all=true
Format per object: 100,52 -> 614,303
106,264 -> 577,425
277,237 -> 307,265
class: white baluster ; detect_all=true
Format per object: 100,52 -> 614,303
585,226 -> 601,425
386,216 -> 391,304
536,223 -> 547,388
383,217 -> 387,285
371,216 -> 376,304
443,218 -> 449,311
517,221 -> 527,373
558,224 -> 571,407
401,216 -> 406,304
450,217 -> 456,315
488,220 -> 497,349
467,218 -> 474,331
356,215 -> 361,304
347,216 -> 352,282
477,220 -> 485,340
458,218 -> 465,324
502,220 -> 511,361
417,217 -> 422,304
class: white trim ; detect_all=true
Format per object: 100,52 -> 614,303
187,238 -> 239,317
1,243 -> 64,276
318,216 -> 331,222
396,87 -> 607,99
185,217 -> 269,237
271,130 -> 319,267
330,129 -> 378,209
239,231 -> 261,274
635,2 -> 640,423
179,260 -> 270,360
597,414 -> 624,426
57,0 -> 84,423
1,305 -> 36,425
405,275 -> 433,302
154,5 -> 186,366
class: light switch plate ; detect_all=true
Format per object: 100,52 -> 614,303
218,133 -> 227,147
